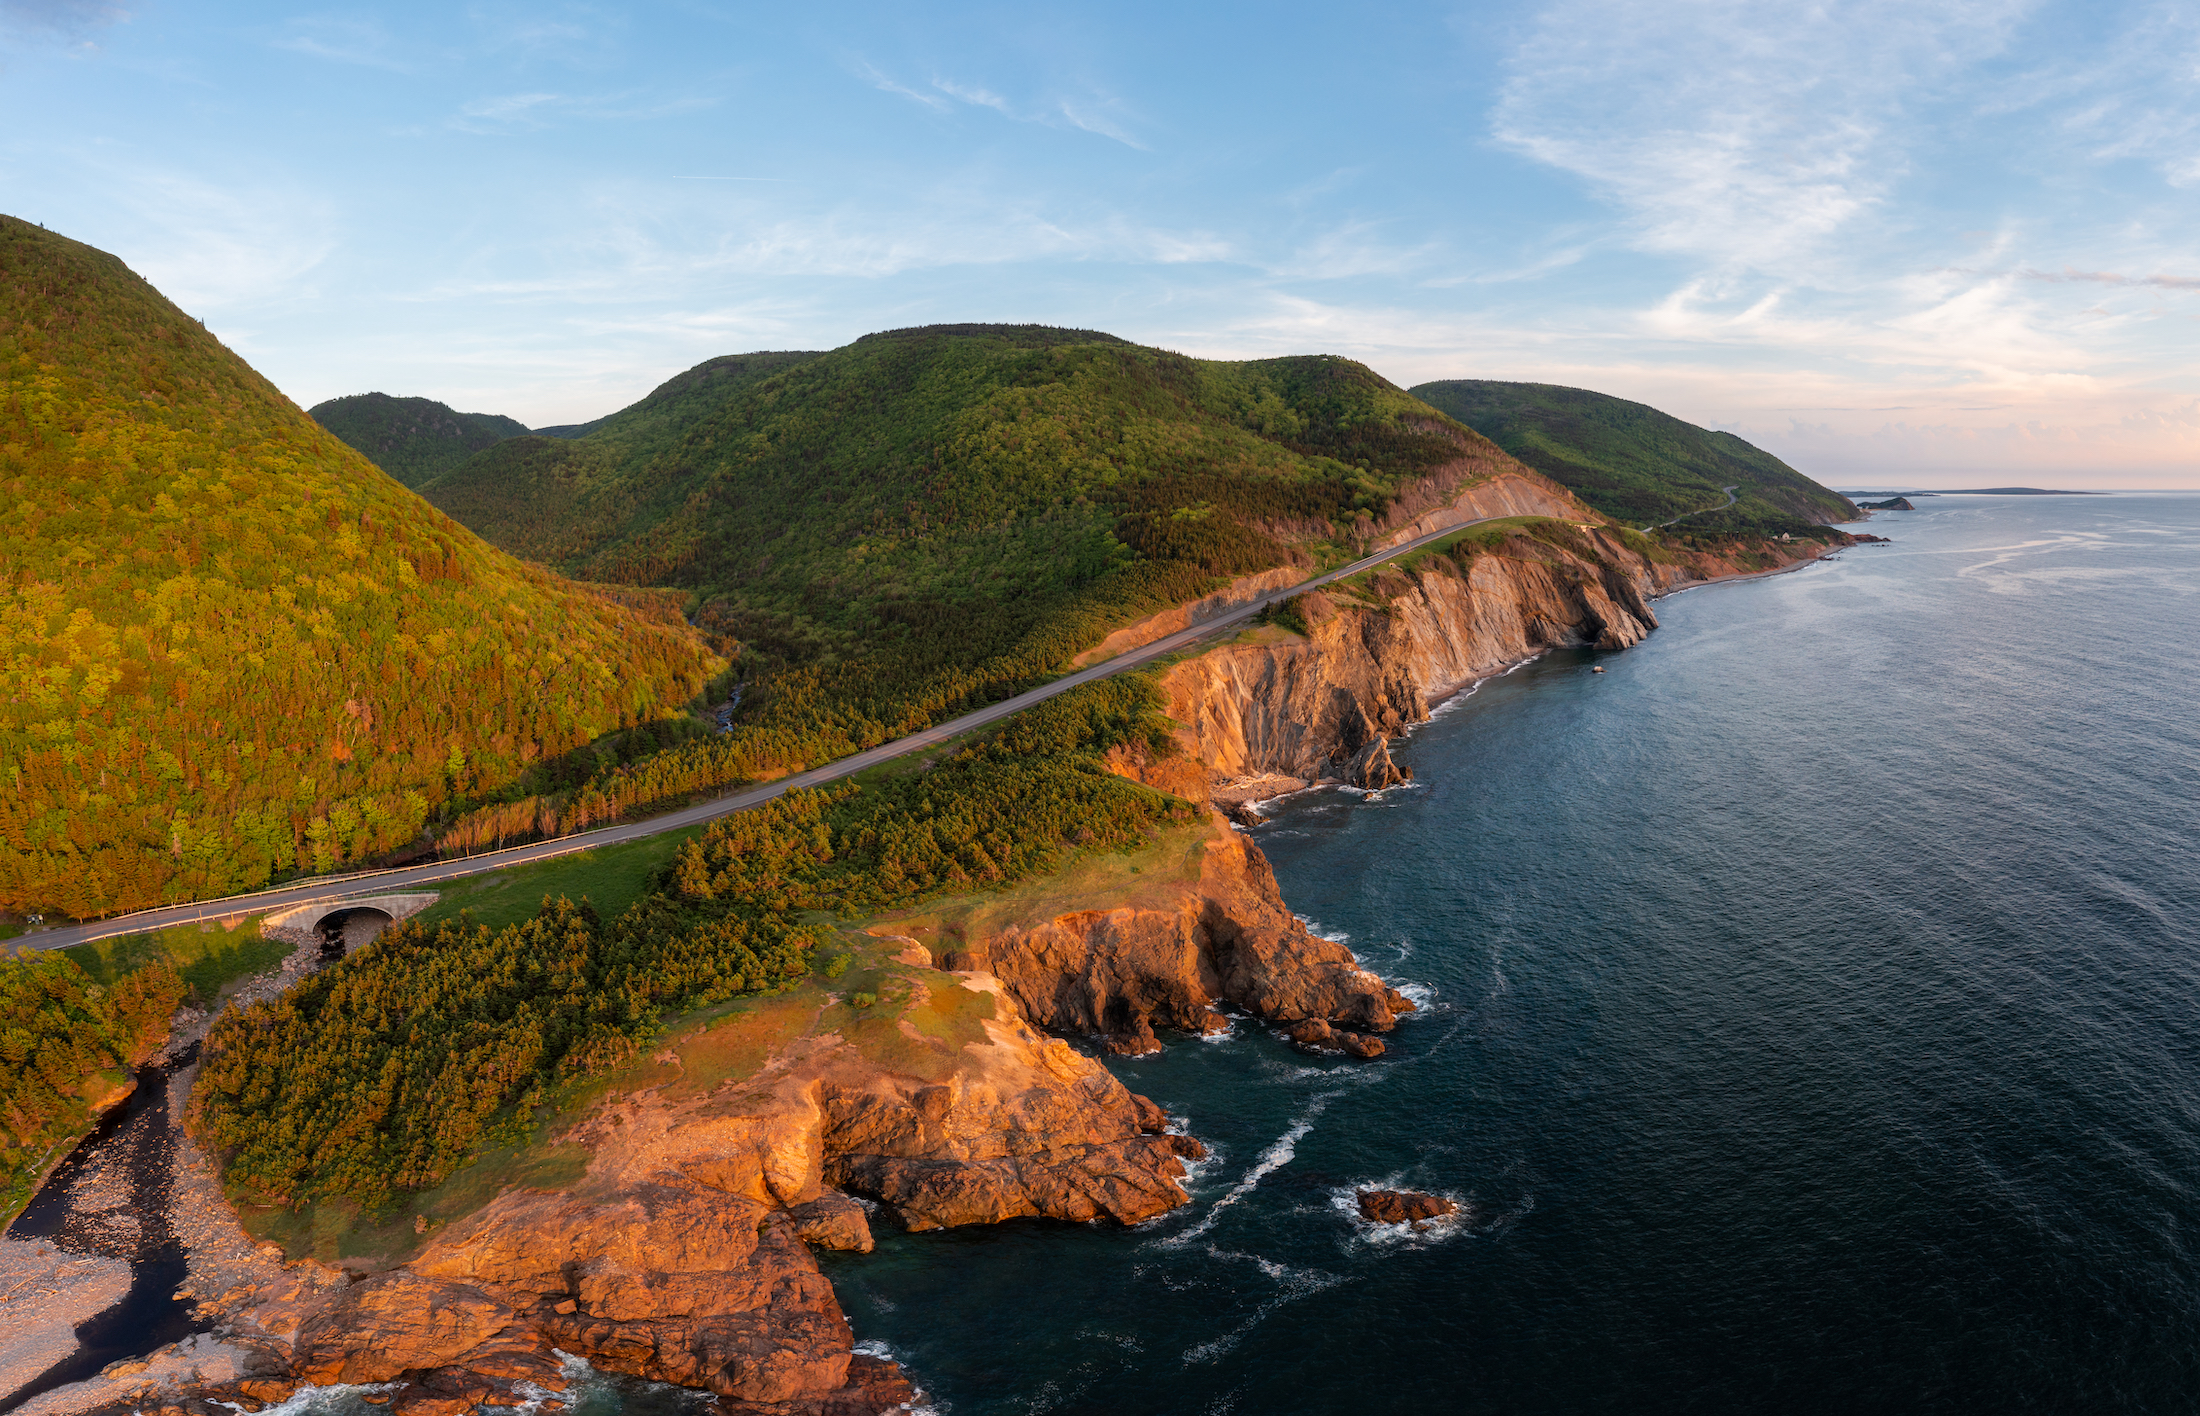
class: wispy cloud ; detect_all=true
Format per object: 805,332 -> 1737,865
2017,266 -> 2200,291
1493,0 -> 2028,276
450,89 -> 715,133
856,59 -> 949,110
270,17 -> 413,72
857,59 -> 1149,149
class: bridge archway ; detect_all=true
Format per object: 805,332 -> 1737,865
262,892 -> 439,958
317,906 -> 397,957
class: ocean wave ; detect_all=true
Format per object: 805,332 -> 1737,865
1395,981 -> 1437,1010
1293,914 -> 1349,946
1180,1247 -> 1349,1364
1155,1094 -> 1338,1248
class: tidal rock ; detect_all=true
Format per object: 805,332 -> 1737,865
1356,1189 -> 1457,1225
1285,1018 -> 1385,1058
1342,735 -> 1411,790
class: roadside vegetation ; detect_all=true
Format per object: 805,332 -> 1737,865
192,677 -> 1193,1212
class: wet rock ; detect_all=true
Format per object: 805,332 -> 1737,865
1356,1189 -> 1457,1225
1341,735 -> 1411,790
1285,1018 -> 1385,1058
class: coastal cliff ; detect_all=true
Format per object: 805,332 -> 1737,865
1155,520 -> 1830,808
102,513 -> 1837,1416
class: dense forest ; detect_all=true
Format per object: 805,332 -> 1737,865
0,951 -> 183,1222
415,328 -> 1526,847
1410,379 -> 1856,535
0,216 -> 724,916
307,392 -> 529,487
192,677 -> 1189,1210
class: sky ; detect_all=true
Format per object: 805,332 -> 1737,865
3,0 -> 2198,487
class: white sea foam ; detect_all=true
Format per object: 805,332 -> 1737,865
241,1384 -> 406,1416
1156,1094 -> 1338,1248
1180,1246 -> 1349,1364
1293,914 -> 1349,946
1326,1179 -> 1472,1249
1395,981 -> 1437,1010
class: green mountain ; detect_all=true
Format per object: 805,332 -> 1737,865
1408,379 -> 1856,533
417,326 -> 1529,789
308,392 -> 529,487
0,214 -> 724,917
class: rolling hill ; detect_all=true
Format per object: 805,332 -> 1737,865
415,326 -> 1536,780
307,392 -> 529,487
0,214 -> 725,917
1409,379 -> 1856,533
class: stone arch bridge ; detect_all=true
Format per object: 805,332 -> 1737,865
262,892 -> 440,954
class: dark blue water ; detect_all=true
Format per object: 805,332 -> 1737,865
826,493 -> 2200,1414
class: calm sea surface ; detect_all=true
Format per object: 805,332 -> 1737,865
816,492 -> 2200,1414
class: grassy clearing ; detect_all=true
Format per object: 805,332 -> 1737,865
413,827 -> 703,932
63,915 -> 283,1007
860,816 -> 1215,964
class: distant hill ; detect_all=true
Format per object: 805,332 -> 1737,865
1409,380 -> 1856,533
418,325 -> 1542,773
0,214 -> 724,916
308,392 -> 529,487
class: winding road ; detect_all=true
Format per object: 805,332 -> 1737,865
23,513 -> 1517,953
1645,484 -> 1739,530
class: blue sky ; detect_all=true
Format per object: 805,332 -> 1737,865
4,0 -> 2197,486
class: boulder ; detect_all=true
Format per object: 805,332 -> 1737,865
1356,1189 -> 1457,1225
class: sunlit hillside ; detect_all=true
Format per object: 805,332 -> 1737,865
0,215 -> 724,916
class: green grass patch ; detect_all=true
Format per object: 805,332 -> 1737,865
414,827 -> 703,933
64,916 -> 284,1007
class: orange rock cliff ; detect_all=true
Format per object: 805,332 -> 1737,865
135,482 -> 1837,1416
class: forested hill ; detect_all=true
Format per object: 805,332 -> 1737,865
1409,379 -> 1856,533
0,215 -> 724,917
308,392 -> 528,487
415,325 -> 1528,784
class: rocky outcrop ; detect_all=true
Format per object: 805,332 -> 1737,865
941,820 -> 1414,1056
177,974 -> 1202,1415
1356,1189 -> 1457,1226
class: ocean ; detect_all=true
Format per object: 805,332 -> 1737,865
817,492 -> 2200,1413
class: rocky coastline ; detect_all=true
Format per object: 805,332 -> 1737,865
8,486 -> 1842,1416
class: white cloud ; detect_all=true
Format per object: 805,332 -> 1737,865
1493,0 -> 2029,277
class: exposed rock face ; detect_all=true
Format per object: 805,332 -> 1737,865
1159,532 -> 1669,793
1356,1189 -> 1457,1225
943,821 -> 1414,1055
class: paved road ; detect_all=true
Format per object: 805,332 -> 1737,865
1645,484 -> 1739,531
20,513 -> 1512,952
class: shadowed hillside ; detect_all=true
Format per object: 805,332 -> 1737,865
0,215 -> 724,916
1410,379 -> 1856,534
308,392 -> 528,487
